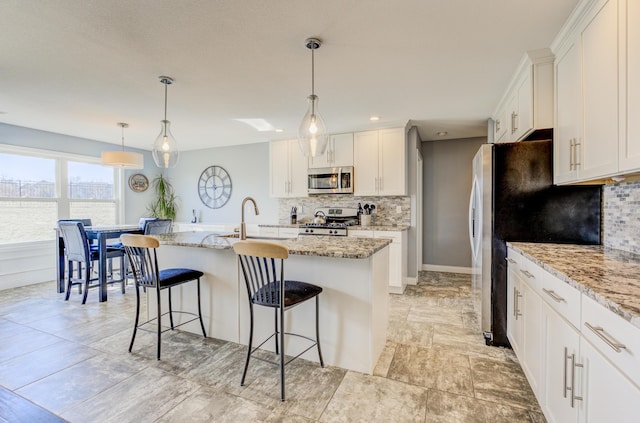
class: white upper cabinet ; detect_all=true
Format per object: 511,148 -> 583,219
620,0 -> 640,171
353,128 -> 406,196
269,139 -> 308,198
308,133 -> 354,168
492,49 -> 554,143
552,0 -> 640,184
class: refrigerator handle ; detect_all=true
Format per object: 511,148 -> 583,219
468,177 -> 477,257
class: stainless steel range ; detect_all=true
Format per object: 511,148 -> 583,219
298,207 -> 358,236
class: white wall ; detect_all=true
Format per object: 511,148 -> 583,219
164,142 -> 279,226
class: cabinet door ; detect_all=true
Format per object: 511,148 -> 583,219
308,140 -> 331,168
270,140 -> 291,197
542,302 -> 580,423
331,133 -> 354,167
515,72 -> 533,140
579,337 -> 640,423
580,0 -> 619,179
378,128 -> 406,195
494,106 -> 508,143
288,139 -> 309,197
507,265 -> 523,356
620,0 -> 640,171
353,131 -> 379,196
520,280 -> 543,397
555,41 -> 581,184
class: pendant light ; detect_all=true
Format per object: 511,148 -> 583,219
152,76 -> 179,168
101,122 -> 144,169
298,38 -> 328,158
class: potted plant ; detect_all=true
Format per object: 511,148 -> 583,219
148,174 -> 178,219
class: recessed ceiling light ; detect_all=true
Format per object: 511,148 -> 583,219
234,118 -> 276,132
369,116 -> 380,121
275,128 -> 284,133
436,131 -> 448,137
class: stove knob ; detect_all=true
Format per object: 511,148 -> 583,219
330,229 -> 335,234
309,229 -> 314,233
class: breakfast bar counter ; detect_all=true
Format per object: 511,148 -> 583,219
150,231 -> 391,374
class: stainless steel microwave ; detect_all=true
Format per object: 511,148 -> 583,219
308,166 -> 354,194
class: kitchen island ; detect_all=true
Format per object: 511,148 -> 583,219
151,231 -> 391,374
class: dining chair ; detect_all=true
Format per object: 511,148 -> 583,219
143,219 -> 172,235
120,234 -> 206,360
233,240 -> 324,401
57,221 -> 126,304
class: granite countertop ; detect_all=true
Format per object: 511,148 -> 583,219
259,223 -> 409,231
156,231 -> 391,259
508,242 -> 640,329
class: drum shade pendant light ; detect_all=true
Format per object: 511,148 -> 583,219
298,38 -> 328,158
101,122 -> 144,169
152,76 -> 179,168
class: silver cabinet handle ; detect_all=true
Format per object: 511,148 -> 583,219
511,112 -> 516,134
563,347 -> 569,399
574,139 -> 581,168
496,119 -> 501,133
585,322 -> 627,353
543,288 -> 566,303
513,112 -> 518,133
570,352 -> 583,408
514,287 -> 522,320
569,138 -> 575,170
506,258 -> 517,264
520,269 -> 534,279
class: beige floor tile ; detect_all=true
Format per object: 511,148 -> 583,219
320,371 -> 427,423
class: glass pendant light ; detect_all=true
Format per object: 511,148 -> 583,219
152,76 -> 179,168
101,122 -> 144,169
298,38 -> 328,158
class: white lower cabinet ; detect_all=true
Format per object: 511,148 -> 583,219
542,301 -> 580,423
349,229 -> 406,293
508,249 -> 640,422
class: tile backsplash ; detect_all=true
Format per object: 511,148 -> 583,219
278,195 -> 411,226
603,180 -> 640,254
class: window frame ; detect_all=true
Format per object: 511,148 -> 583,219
0,144 -> 124,245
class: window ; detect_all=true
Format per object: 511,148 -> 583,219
0,146 -> 121,245
68,161 -> 116,226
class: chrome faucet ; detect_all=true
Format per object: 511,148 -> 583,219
240,197 -> 260,240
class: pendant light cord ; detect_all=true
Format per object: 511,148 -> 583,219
311,45 -> 315,115
163,82 -> 168,137
121,125 -> 125,152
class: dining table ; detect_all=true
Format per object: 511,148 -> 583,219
56,224 -> 143,302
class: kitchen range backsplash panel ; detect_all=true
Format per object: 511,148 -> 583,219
279,195 -> 410,226
603,180 -> 640,254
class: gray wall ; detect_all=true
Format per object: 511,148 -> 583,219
422,136 -> 486,267
165,142 -> 278,225
0,123 -> 154,223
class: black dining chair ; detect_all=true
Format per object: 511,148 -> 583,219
120,234 -> 206,360
57,221 -> 126,304
143,219 -> 172,235
233,240 -> 324,401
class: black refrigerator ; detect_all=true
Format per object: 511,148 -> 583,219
469,137 -> 601,347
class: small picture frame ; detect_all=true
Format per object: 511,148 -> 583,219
128,173 -> 149,193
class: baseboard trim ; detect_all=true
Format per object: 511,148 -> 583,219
405,276 -> 418,286
421,264 -> 473,275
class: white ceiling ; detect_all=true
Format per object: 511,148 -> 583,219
0,0 -> 579,151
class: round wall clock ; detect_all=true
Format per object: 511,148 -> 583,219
128,173 -> 149,192
198,165 -> 232,209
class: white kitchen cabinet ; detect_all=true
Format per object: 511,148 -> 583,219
348,229 -> 374,238
308,133 -> 353,168
506,255 -> 523,357
542,301 -> 581,423
552,0 -> 628,184
579,0 -> 619,180
579,336 -> 640,423
353,128 -> 406,196
258,226 -> 299,239
619,0 -> 640,172
269,139 -> 308,198
554,40 -> 581,184
492,49 -> 554,143
374,230 -> 407,294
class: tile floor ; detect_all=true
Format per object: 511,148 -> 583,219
0,272 -> 545,422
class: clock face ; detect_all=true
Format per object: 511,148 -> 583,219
198,166 -> 232,209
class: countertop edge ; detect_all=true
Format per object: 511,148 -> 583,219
507,242 -> 640,330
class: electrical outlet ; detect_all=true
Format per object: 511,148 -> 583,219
396,205 -> 402,213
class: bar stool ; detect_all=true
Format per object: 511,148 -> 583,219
120,234 -> 206,360
233,240 -> 324,401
